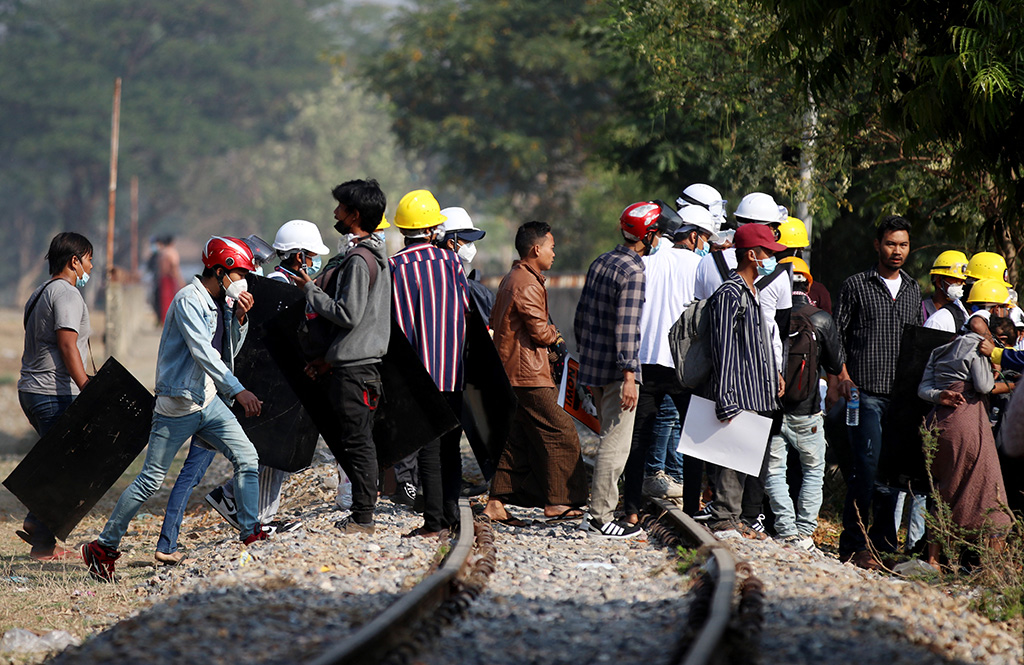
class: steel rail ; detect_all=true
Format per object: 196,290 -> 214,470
307,498 -> 477,665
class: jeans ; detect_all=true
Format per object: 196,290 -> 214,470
589,379 -> 638,523
894,490 -> 927,551
644,394 -> 684,481
18,391 -> 76,549
99,396 -> 260,549
839,393 -> 897,556
156,439 -> 215,555
764,412 -> 826,538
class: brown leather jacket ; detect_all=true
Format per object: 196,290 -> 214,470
489,261 -> 560,387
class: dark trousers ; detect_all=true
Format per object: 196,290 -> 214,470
18,391 -> 75,549
623,365 -> 692,516
420,391 -> 463,532
708,411 -> 777,527
328,363 -> 383,525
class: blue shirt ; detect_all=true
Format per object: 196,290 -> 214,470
389,243 -> 470,392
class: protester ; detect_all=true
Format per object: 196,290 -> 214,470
831,215 -> 922,570
482,221 -> 587,525
574,201 -> 658,539
83,237 -> 266,582
436,206 -> 494,318
918,319 -> 1012,569
151,235 -> 185,324
17,232 -> 94,561
777,217 -> 832,314
676,182 -> 728,242
296,179 -> 391,535
922,251 -> 969,332
390,189 -> 470,537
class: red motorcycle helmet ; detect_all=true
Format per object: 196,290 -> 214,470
619,202 -> 660,239
202,236 -> 256,272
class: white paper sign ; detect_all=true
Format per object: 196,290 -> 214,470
677,395 -> 773,476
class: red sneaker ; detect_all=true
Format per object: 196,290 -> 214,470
81,540 -> 120,582
241,524 -> 268,545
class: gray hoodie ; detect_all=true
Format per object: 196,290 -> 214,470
303,234 -> 391,366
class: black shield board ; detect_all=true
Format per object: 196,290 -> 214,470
229,274 -> 322,472
2,357 -> 154,541
461,305 -> 517,478
877,325 -> 956,493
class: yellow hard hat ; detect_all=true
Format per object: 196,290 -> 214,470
929,250 -> 968,280
779,256 -> 812,286
376,213 -> 391,230
966,278 -> 1011,305
966,251 -> 1011,287
777,217 -> 809,248
394,190 -> 446,230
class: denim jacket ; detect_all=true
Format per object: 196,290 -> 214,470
154,277 -> 247,404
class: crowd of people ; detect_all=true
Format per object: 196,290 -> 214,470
15,178 -> 1023,583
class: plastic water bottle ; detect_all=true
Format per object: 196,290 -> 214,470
846,387 -> 860,427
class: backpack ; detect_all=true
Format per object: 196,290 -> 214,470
297,245 -> 378,360
781,307 -> 819,407
668,288 -> 747,390
940,301 -> 967,333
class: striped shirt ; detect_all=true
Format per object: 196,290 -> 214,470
709,273 -> 779,421
833,266 -> 922,396
573,244 -> 645,387
389,243 -> 470,392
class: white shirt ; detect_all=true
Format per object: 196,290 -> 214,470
922,299 -> 969,333
883,273 -> 902,300
639,246 -> 701,367
154,374 -> 217,417
695,247 -> 791,367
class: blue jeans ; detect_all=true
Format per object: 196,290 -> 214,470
18,391 -> 76,548
894,490 -> 927,551
155,440 -> 216,555
644,394 -> 684,482
764,412 -> 826,538
839,393 -> 896,556
99,397 -> 260,549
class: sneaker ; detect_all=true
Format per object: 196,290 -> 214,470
734,520 -> 768,541
794,536 -> 819,553
335,518 -> 375,535
391,482 -> 418,507
205,486 -> 241,530
642,470 -> 684,499
241,524 -> 268,546
262,519 -> 303,536
693,502 -> 714,522
82,540 -> 120,582
580,515 -> 642,540
746,513 -> 767,534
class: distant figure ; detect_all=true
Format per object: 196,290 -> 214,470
152,235 -> 184,323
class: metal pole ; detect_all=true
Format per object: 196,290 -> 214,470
106,77 -> 121,281
796,88 -> 817,269
130,175 -> 139,276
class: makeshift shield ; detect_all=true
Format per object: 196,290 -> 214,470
877,325 -> 956,493
2,358 -> 154,541
229,274 -> 322,472
556,355 -> 600,434
461,306 -> 516,478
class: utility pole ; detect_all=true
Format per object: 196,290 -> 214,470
105,78 -> 122,361
130,176 -> 139,277
796,89 -> 817,268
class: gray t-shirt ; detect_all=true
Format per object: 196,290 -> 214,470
18,279 -> 90,396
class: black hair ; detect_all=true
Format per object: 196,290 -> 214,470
332,179 -> 387,234
514,221 -> 552,258
876,215 -> 912,241
989,316 -> 1016,342
46,232 -> 93,275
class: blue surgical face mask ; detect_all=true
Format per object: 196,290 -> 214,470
74,257 -> 90,288
695,247 -> 709,257
756,255 -> 777,277
648,236 -> 662,256
374,231 -> 386,244
308,255 -> 322,277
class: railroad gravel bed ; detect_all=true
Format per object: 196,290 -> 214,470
48,461 -> 449,665
726,536 -> 1023,664
421,509 -> 691,665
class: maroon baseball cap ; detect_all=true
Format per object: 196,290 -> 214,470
734,223 -> 787,253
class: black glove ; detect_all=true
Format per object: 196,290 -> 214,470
550,335 -> 568,384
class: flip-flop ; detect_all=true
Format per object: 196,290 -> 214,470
545,508 -> 584,524
487,513 -> 531,528
15,530 -> 33,546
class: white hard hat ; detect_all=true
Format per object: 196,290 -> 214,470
674,205 -> 721,242
677,183 -> 727,232
733,192 -> 788,225
272,219 -> 330,256
438,207 -> 485,241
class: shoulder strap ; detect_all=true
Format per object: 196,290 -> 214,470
941,302 -> 967,332
24,279 -> 61,329
712,251 -> 729,280
347,245 -> 379,289
755,263 -> 789,290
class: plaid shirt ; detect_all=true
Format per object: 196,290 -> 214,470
389,243 -> 470,392
834,265 -> 922,396
574,245 -> 645,387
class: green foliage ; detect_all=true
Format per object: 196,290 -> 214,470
675,545 -> 702,574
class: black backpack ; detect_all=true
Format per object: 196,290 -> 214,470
782,307 -> 819,407
297,245 -> 378,360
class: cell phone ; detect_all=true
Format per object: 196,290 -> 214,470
297,251 -> 307,273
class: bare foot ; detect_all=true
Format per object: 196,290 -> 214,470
543,505 -> 583,519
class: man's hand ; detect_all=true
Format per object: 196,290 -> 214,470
292,268 -> 313,286
621,371 -> 638,412
937,390 -> 965,408
304,358 -> 331,380
979,337 -> 996,357
234,290 -> 254,323
777,372 -> 786,398
235,389 -> 263,417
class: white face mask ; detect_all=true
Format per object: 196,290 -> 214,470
945,282 -> 965,300
225,277 -> 248,301
457,242 -> 478,264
